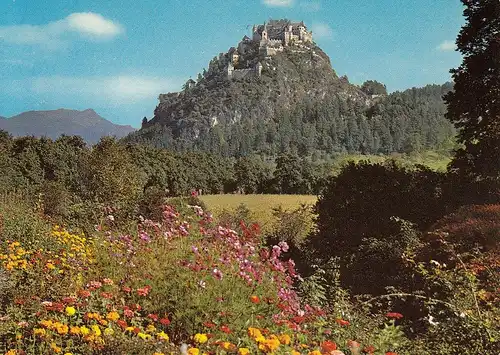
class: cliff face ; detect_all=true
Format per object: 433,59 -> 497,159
125,41 -> 370,150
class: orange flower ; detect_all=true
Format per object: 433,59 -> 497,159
106,311 -> 120,322
335,318 -> 350,326
320,340 -> 337,353
70,326 -> 81,335
250,295 -> 260,304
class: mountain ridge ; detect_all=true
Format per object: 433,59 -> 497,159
0,108 -> 136,144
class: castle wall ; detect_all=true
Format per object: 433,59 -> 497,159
231,68 -> 253,80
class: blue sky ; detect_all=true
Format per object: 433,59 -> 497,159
0,0 -> 464,127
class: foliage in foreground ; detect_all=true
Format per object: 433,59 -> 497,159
0,198 -> 409,355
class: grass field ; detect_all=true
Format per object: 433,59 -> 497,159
200,194 -> 317,233
331,150 -> 452,174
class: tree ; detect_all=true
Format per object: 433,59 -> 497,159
361,80 -> 387,96
444,0 -> 500,184
273,153 -> 305,194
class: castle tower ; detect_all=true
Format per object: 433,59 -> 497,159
284,24 -> 293,46
255,62 -> 263,77
261,22 -> 268,41
226,62 -> 234,79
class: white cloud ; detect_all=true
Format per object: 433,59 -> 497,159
437,40 -> 456,52
0,12 -> 123,48
66,13 -> 123,38
311,22 -> 333,40
29,75 -> 179,103
262,0 -> 294,7
300,1 -> 321,11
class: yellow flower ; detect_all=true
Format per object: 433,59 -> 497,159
138,332 -> 152,340
5,350 -> 17,355
278,334 -> 291,345
50,342 -> 62,353
255,335 -> 266,343
221,342 -> 234,351
258,336 -> 280,353
248,327 -> 262,339
153,353 -> 165,355
157,331 -> 169,341
64,353 -> 73,355
40,319 -> 54,328
308,351 -> 322,355
193,333 -> 208,344
46,262 -> 56,270
80,326 -> 90,336
291,351 -> 301,355
146,324 -> 156,333
65,306 -> 76,316
104,327 -> 114,336
106,311 -> 120,321
33,328 -> 46,337
238,348 -> 250,355
187,348 -> 200,355
56,323 -> 69,335
91,324 -> 101,337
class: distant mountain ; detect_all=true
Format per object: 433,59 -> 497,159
0,109 -> 136,144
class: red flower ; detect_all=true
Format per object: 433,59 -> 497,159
78,290 -> 91,298
220,325 -> 231,334
100,292 -> 113,299
320,340 -> 337,352
62,297 -> 77,305
364,345 -> 376,354
386,312 -> 403,320
335,318 -> 350,326
292,316 -> 306,324
136,286 -> 151,296
148,313 -> 158,322
116,320 -> 127,329
385,352 -> 398,355
122,286 -> 131,293
160,317 -> 171,326
203,321 -> 216,328
123,309 -> 134,318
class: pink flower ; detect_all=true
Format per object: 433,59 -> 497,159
212,268 -> 223,280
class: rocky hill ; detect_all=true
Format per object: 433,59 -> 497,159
0,109 -> 136,144
125,19 -> 454,157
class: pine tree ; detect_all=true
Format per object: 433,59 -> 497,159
444,0 -> 500,182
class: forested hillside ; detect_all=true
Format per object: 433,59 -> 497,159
125,38 -> 455,157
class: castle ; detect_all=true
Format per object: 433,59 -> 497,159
223,20 -> 313,80
176,19 -> 314,92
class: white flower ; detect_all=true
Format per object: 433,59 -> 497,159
428,315 -> 439,326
